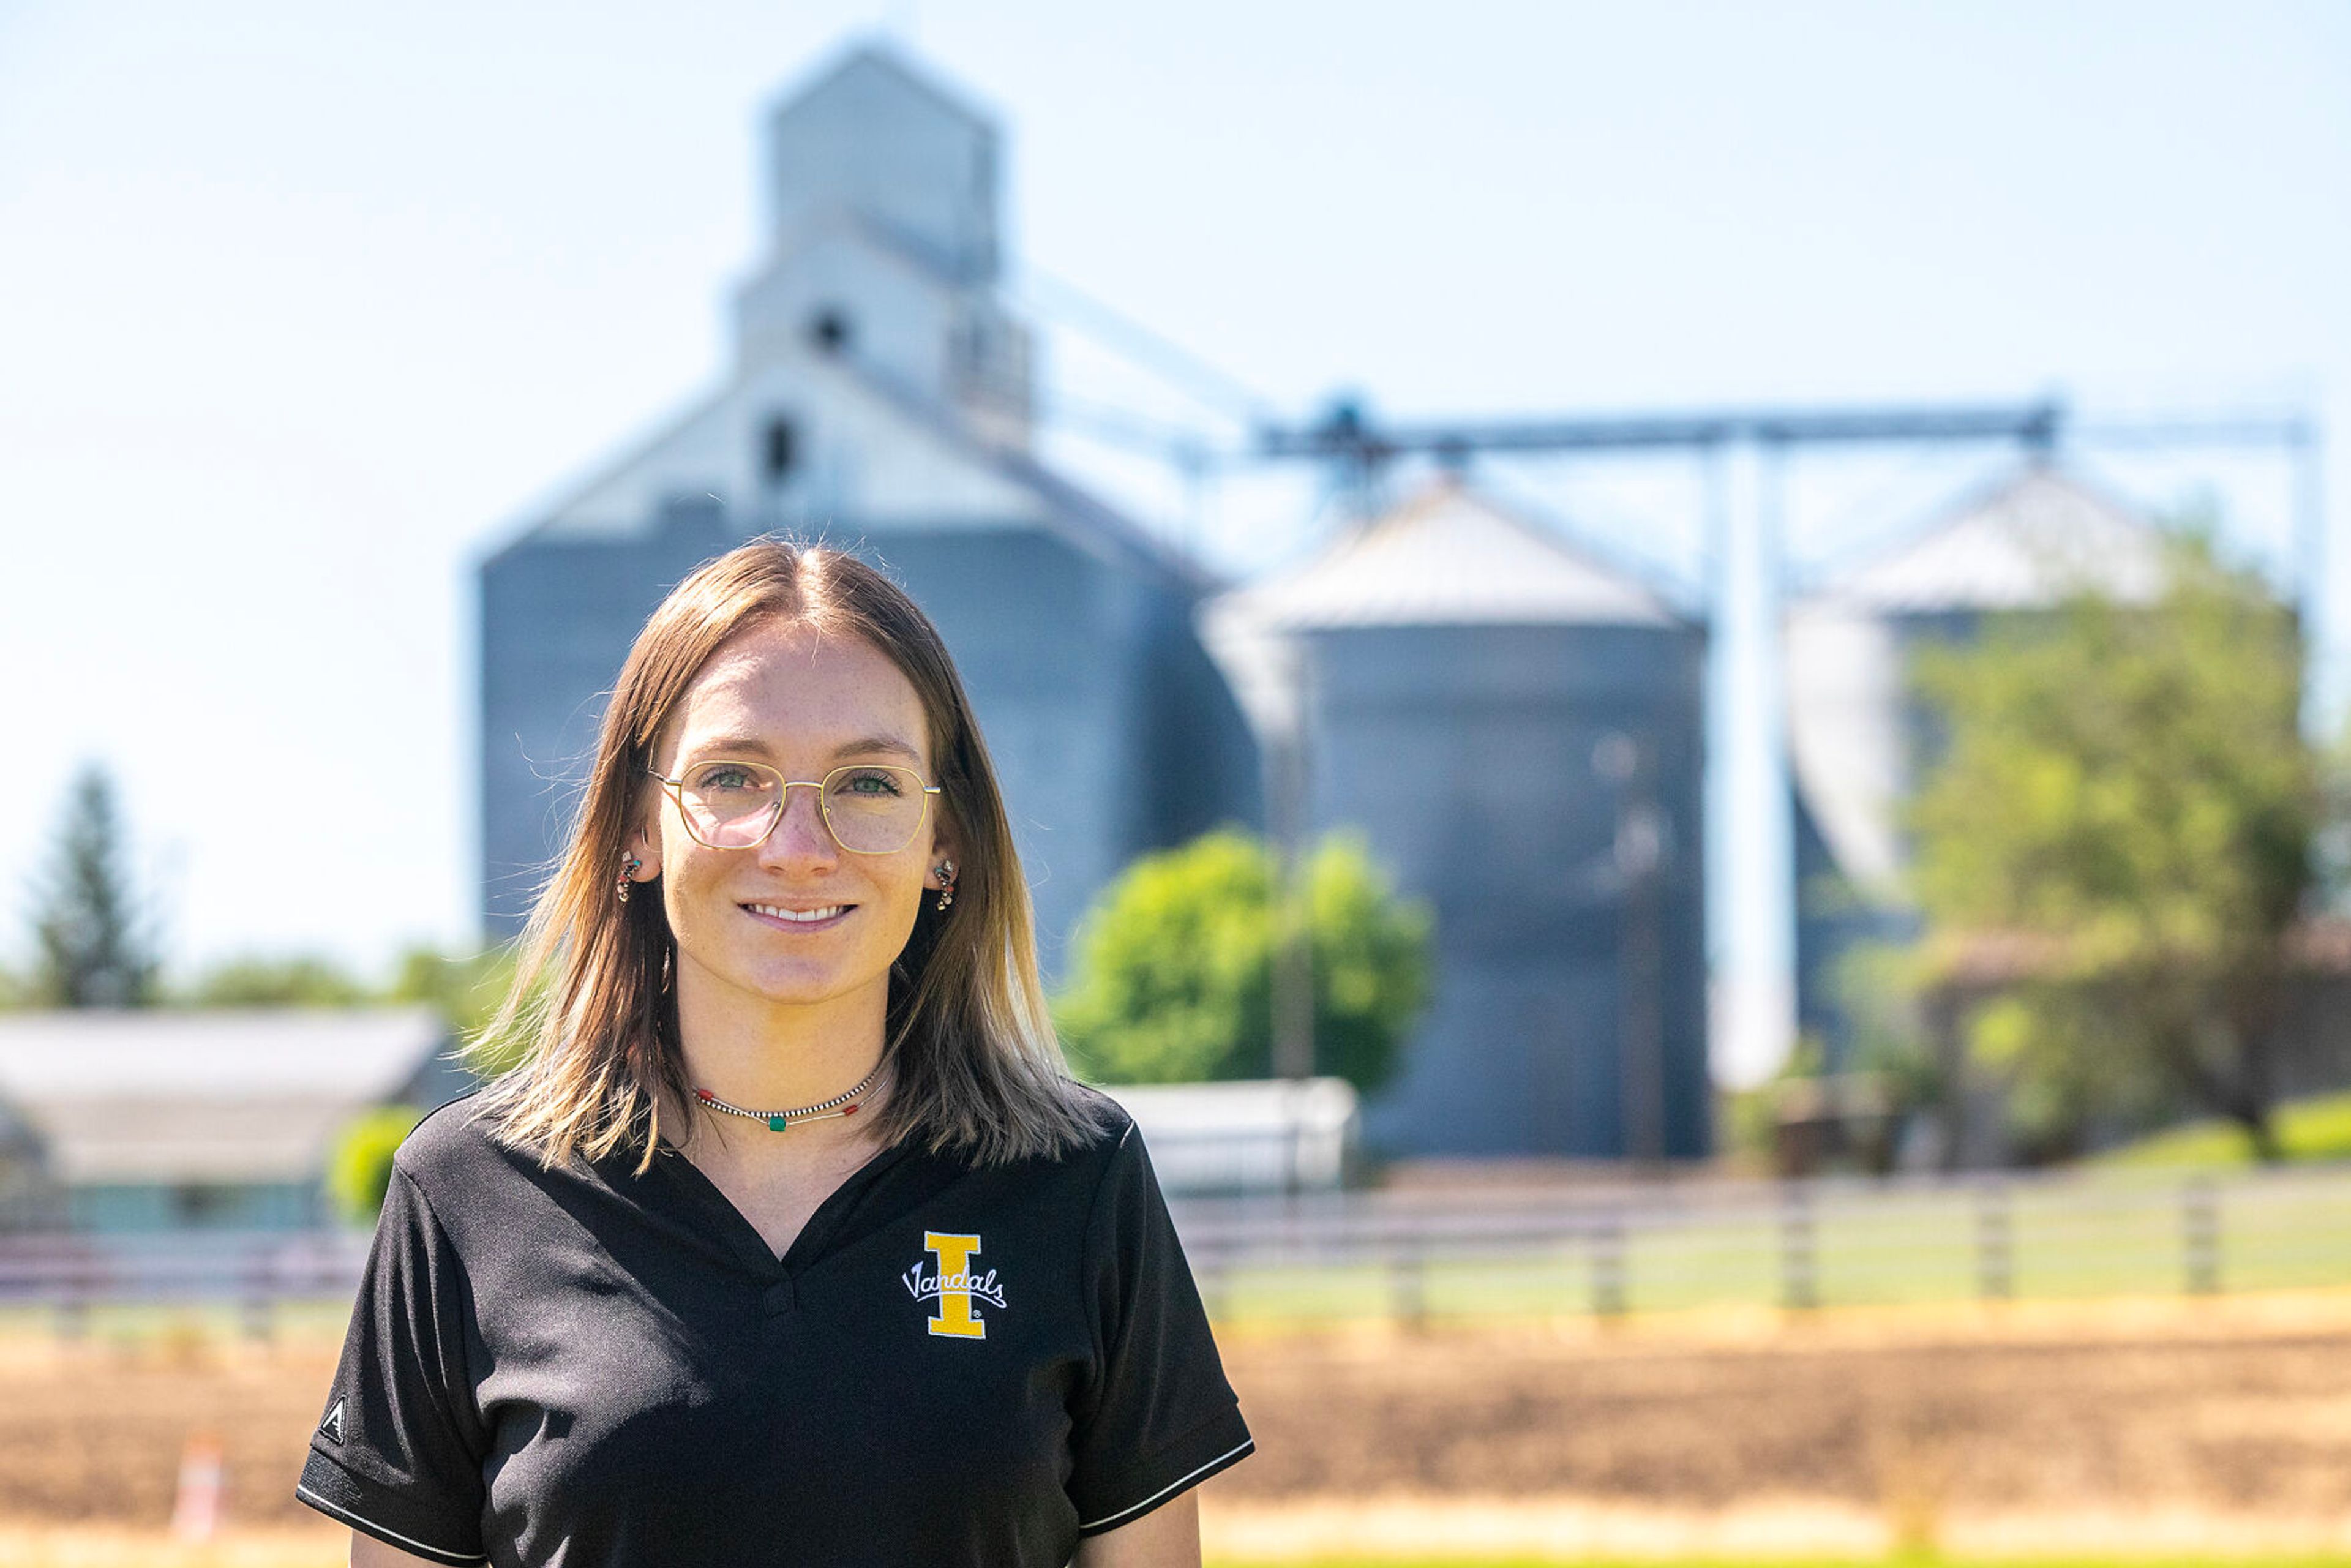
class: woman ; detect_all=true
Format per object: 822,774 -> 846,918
298,541 -> 1252,1566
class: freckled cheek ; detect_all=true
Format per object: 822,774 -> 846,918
852,866 -> 915,945
657,850 -> 737,947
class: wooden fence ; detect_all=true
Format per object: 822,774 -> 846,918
0,1164 -> 2344,1335
1166,1163 -> 2351,1324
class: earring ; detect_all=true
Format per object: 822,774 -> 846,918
618,855 -> 642,904
934,860 -> 956,912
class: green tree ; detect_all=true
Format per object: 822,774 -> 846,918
327,1105 -> 426,1222
168,942 -> 518,1027
28,763 -> 157,1007
183,953 -> 371,1007
1905,530 -> 2315,1161
388,943 -> 524,1071
1053,829 -> 1433,1091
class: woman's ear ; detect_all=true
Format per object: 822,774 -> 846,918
625,819 -> 662,887
928,817 -> 963,895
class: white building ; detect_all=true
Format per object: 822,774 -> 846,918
0,1009 -> 467,1231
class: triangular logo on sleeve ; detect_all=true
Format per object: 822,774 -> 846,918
319,1398 -> 345,1445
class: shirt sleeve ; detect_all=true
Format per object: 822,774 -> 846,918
1066,1120 -> 1254,1537
295,1166 -> 491,1565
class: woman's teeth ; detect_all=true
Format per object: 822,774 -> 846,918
748,904 -> 846,923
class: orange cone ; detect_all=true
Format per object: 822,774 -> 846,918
170,1430 -> 225,1542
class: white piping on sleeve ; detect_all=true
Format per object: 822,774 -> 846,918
296,1484 -> 489,1564
1077,1437 -> 1256,1533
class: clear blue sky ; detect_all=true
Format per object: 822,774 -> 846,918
2,1 -> 2344,1083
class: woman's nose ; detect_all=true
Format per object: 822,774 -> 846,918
760,783 -> 839,863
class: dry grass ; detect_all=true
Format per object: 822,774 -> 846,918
0,1329 -> 337,1529
6,1291 -> 2351,1559
1213,1291 -> 2351,1508
1197,1495 -> 2351,1561
0,1523 -> 346,1568
1198,1290 -> 2351,1555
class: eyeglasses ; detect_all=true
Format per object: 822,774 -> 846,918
648,761 -> 942,855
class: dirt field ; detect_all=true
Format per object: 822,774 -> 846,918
4,1292 -> 2350,1558
1211,1296 -> 2351,1516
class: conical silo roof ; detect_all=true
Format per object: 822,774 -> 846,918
1786,462 -> 2165,898
1807,463 -> 2165,615
1221,478 -> 1683,631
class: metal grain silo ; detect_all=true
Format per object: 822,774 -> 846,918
1210,479 -> 1709,1159
1785,463 -> 2168,1066
478,47 -> 1258,971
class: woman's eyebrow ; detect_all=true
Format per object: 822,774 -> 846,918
830,733 -> 924,763
688,733 -> 923,763
690,734 -> 778,760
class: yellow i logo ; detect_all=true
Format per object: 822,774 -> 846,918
921,1232 -> 988,1338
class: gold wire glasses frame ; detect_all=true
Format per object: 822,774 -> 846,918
647,762 -> 943,855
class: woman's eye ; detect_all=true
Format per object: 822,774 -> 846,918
691,764 -> 760,791
834,768 -> 905,797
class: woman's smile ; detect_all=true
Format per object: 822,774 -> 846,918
741,900 -> 855,930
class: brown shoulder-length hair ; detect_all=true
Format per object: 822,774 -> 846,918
470,538 -> 1108,1171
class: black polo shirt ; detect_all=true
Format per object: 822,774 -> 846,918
296,1089 -> 1252,1566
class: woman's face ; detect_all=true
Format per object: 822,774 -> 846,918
633,618 -> 953,1020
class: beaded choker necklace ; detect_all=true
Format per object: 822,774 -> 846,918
693,1060 -> 884,1131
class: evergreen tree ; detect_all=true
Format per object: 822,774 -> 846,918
29,763 -> 157,1008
